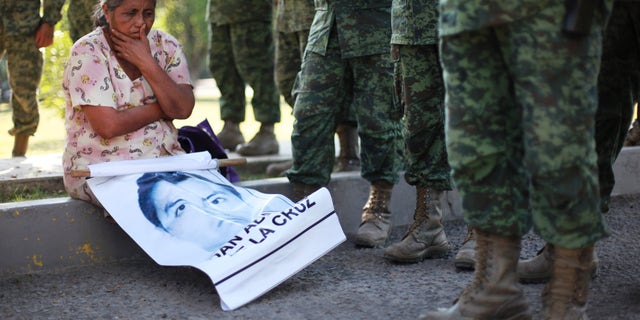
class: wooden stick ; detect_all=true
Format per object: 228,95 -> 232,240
70,158 -> 248,178
218,158 -> 247,167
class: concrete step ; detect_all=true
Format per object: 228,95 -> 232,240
0,171 -> 463,277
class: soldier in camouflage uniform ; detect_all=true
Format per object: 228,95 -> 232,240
67,0 -> 97,43
595,0 -> 640,213
381,0 -> 455,263
207,0 -> 281,156
518,0 -> 640,284
266,0 -> 360,177
381,0 -> 478,269
421,1 -> 612,319
0,0 -> 65,157
286,0 -> 403,248
274,0 -> 314,109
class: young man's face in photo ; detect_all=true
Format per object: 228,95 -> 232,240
150,177 -> 251,251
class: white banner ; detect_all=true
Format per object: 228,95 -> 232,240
87,151 -> 219,177
87,165 -> 345,310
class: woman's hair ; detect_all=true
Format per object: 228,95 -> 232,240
93,0 -> 158,27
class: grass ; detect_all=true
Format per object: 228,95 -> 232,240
0,80 -> 295,159
4,186 -> 67,202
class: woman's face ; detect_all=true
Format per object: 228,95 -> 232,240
103,0 -> 155,38
150,178 -> 252,251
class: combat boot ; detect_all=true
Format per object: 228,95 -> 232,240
420,230 -> 532,320
266,160 -> 293,177
517,243 -> 599,283
383,186 -> 450,262
454,226 -> 477,270
335,124 -> 360,172
237,123 -> 279,156
354,180 -> 393,247
217,120 -> 244,151
291,182 -> 321,202
12,134 -> 30,157
541,245 -> 595,320
624,119 -> 640,146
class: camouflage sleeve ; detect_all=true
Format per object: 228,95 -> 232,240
42,0 -> 66,26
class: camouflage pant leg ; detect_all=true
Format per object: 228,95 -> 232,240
275,30 -> 308,108
352,54 -> 403,184
67,0 -> 95,42
595,2 -> 640,204
230,21 -> 280,124
287,41 -> 402,186
286,48 -> 344,186
392,44 -> 452,190
4,34 -> 42,136
440,3 -> 609,248
208,23 -> 246,122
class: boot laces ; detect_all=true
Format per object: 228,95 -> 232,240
462,227 -> 475,245
401,188 -> 430,239
458,231 -> 488,302
363,188 -> 389,217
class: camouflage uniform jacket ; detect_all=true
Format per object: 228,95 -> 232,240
439,0 -> 612,36
0,0 -> 64,36
207,0 -> 273,26
391,0 -> 438,45
307,0 -> 392,58
276,0 -> 315,33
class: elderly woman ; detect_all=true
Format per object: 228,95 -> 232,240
62,0 -> 195,205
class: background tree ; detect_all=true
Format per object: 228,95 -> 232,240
157,0 -> 210,79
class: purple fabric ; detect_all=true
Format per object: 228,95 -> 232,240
178,119 -> 240,182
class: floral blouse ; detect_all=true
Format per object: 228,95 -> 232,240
62,27 -> 192,204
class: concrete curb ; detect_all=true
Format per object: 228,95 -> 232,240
0,146 -> 638,277
0,172 -> 461,278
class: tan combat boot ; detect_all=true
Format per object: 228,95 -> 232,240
624,119 -> 640,146
541,245 -> 595,320
217,120 -> 245,151
454,226 -> 477,270
12,134 -> 30,157
335,124 -> 360,172
420,230 -> 532,320
266,160 -> 293,177
291,182 -> 321,202
383,187 -> 450,262
237,123 -> 279,156
354,180 -> 393,247
517,243 -> 599,283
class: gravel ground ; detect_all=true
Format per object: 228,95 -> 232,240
1,194 -> 639,320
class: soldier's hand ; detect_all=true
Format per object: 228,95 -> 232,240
35,23 -> 55,48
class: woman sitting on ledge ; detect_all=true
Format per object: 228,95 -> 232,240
62,0 -> 195,206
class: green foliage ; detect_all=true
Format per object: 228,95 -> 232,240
156,1 -> 210,79
2,185 -> 68,203
40,29 -> 73,117
38,3 -> 72,117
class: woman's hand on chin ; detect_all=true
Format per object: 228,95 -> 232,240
110,24 -> 153,68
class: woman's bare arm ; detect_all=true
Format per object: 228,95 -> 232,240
82,103 -> 165,139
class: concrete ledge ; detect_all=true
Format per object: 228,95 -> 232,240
0,197 -> 148,277
611,146 -> 640,196
0,172 -> 461,278
1,146 -> 639,277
